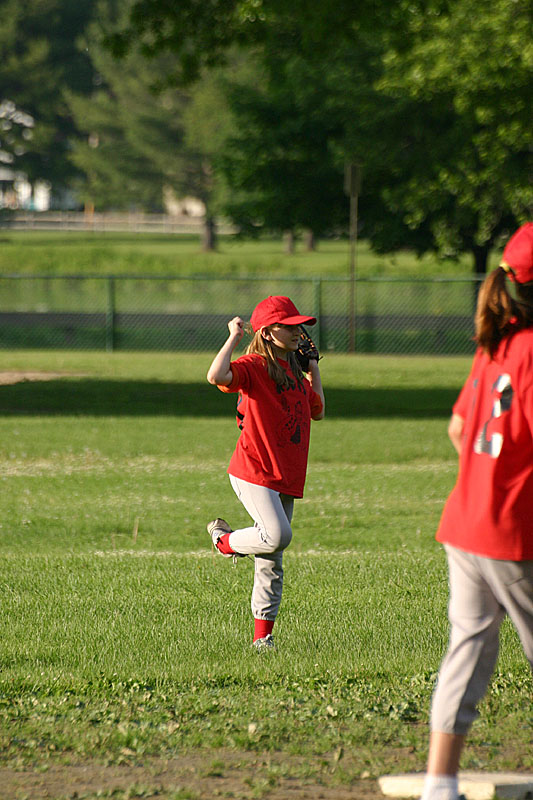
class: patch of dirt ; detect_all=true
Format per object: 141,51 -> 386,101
0,371 -> 76,385
0,751 -> 385,799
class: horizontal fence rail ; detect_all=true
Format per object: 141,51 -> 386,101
0,274 -> 482,355
0,211 -> 236,235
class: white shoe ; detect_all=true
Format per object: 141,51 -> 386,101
207,518 -> 233,556
207,518 -> 244,564
252,634 -> 275,651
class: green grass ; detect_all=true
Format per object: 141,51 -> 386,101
0,230 -> 499,277
0,350 -> 531,793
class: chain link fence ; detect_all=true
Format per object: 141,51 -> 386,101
0,274 -> 482,355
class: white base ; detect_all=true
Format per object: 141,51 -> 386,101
378,772 -> 533,799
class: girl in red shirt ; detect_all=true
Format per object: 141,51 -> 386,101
206,296 -> 325,650
421,223 -> 533,800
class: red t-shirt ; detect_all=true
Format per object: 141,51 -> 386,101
218,354 -> 323,498
437,328 -> 533,560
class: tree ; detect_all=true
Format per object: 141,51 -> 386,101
180,66 -> 239,250
218,54 -> 347,247
105,0 -> 394,83
67,46 -> 186,212
365,0 -> 532,271
108,0 -> 531,271
0,0 -> 96,195
68,3 -> 235,248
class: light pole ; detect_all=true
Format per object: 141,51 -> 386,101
344,163 -> 361,352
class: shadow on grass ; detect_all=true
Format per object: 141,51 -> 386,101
0,378 -> 457,418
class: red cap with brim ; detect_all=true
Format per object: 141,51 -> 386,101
500,222 -> 533,284
250,296 -> 317,332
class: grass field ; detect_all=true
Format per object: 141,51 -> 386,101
0,349 -> 531,800
0,230 -> 499,278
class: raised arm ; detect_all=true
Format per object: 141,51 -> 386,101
206,317 -> 244,386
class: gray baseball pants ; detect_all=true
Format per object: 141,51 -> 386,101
228,475 -> 294,621
431,544 -> 533,735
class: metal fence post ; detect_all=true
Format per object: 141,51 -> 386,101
345,164 -> 362,352
106,277 -> 115,352
313,278 -> 322,350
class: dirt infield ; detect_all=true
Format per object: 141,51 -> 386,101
0,751 -> 385,799
0,371 -> 75,385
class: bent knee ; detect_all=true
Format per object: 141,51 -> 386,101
261,523 -> 292,552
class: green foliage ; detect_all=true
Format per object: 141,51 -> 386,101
0,0 -> 96,187
220,55 -> 347,238
371,0 -> 532,267
106,0 -> 248,83
67,5 -> 192,211
3,0 -> 529,273
67,2 -> 238,249
108,0 -> 531,271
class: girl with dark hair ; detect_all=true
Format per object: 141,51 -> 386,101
420,222 -> 533,800
206,296 -> 325,650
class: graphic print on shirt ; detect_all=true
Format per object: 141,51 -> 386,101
277,395 -> 305,447
276,374 -> 298,394
474,373 -> 513,458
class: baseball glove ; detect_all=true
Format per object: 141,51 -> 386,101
295,326 -> 321,372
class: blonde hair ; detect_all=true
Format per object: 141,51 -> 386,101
245,326 -> 304,388
475,267 -> 533,358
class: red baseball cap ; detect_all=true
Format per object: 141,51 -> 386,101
250,296 -> 317,332
500,222 -> 533,284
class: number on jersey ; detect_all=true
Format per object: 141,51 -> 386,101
474,373 -> 513,458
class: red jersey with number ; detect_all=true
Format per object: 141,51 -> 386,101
217,354 -> 323,498
437,328 -> 533,560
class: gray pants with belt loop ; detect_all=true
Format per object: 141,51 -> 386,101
228,474 -> 294,621
431,544 -> 533,735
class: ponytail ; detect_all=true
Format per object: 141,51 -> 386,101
475,267 -> 533,357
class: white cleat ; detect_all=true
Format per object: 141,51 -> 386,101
252,634 -> 275,652
207,518 -> 243,564
207,517 -> 233,554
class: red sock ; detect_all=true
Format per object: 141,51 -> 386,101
253,618 -> 275,642
216,532 -> 235,555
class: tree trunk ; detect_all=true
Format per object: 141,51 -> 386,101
284,230 -> 295,254
471,243 -> 491,312
202,215 -> 217,251
304,230 -> 316,251
472,243 -> 490,275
